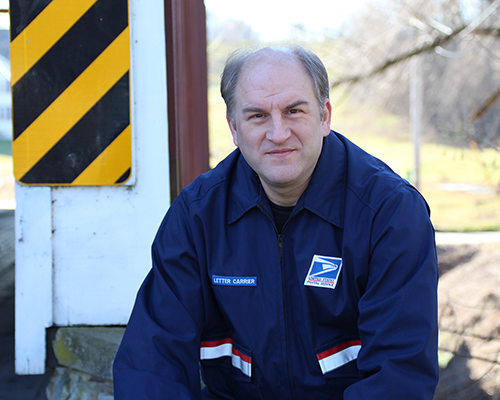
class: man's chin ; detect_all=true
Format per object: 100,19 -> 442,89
259,172 -> 303,189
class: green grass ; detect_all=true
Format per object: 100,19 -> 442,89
208,91 -> 235,168
0,140 -> 13,172
0,139 -> 11,156
353,138 -> 500,232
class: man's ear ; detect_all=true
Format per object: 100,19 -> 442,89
322,99 -> 332,137
227,114 -> 239,147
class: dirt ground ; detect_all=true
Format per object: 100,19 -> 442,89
435,242 -> 500,400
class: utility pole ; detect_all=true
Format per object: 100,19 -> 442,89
410,54 -> 423,190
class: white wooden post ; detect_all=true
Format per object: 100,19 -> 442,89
14,185 -> 52,374
15,0 -> 170,374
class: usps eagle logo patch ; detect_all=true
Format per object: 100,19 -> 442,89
304,255 -> 343,289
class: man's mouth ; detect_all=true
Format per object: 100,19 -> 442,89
267,148 -> 294,158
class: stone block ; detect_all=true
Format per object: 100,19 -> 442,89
46,367 -> 114,400
52,327 -> 125,381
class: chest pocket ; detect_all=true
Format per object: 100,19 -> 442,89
200,337 -> 264,399
315,337 -> 362,378
200,337 -> 252,381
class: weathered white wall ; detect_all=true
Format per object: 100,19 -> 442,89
15,0 -> 170,374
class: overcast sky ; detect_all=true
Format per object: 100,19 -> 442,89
204,0 -> 368,41
0,1 -> 368,37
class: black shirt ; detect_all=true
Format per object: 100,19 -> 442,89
269,200 -> 294,234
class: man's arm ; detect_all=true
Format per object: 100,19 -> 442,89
344,186 -> 439,400
113,195 -> 205,399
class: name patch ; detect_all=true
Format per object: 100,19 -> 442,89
304,255 -> 343,290
212,275 -> 257,287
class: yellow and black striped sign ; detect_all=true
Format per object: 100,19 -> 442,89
10,0 -> 131,186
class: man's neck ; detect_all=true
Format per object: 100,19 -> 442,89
260,178 -> 310,207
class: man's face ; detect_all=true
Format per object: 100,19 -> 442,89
227,51 -> 331,205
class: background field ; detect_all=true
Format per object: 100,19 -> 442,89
208,89 -> 500,232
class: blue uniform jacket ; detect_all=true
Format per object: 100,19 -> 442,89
113,131 -> 439,399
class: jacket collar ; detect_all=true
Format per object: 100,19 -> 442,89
227,131 -> 346,228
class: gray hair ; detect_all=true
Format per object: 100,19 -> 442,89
220,45 -> 330,122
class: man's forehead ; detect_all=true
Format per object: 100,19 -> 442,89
231,49 -> 317,112
236,50 -> 310,92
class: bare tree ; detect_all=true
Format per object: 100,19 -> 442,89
323,0 -> 500,192
328,0 -> 500,148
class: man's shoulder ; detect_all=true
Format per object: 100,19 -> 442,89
335,133 -> 422,210
179,149 -> 240,206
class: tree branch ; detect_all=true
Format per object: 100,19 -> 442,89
330,27 -> 466,89
471,87 -> 500,121
330,25 -> 500,89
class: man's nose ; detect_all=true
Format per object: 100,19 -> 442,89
267,117 -> 291,143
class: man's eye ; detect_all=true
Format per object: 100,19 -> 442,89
252,114 -> 264,119
289,109 -> 299,114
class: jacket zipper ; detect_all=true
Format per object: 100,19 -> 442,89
258,204 -> 303,400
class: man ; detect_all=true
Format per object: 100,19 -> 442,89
114,45 -> 439,399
